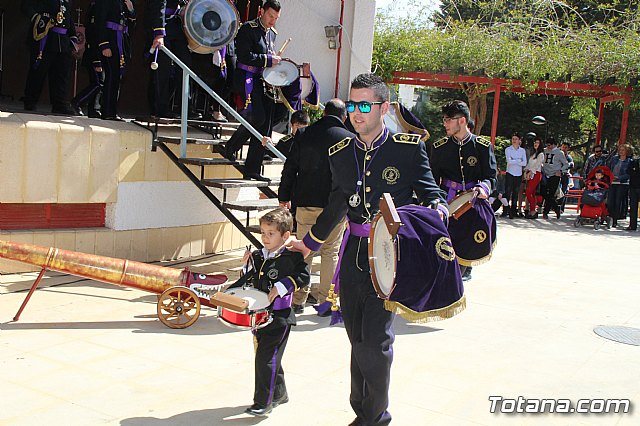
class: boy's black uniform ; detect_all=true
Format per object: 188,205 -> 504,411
72,1 -> 103,117
233,247 -> 310,409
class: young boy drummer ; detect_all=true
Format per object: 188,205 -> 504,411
235,207 -> 310,416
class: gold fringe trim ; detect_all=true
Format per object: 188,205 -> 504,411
384,295 -> 466,323
457,239 -> 497,267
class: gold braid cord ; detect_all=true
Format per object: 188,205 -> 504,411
384,295 -> 466,324
326,284 -> 339,311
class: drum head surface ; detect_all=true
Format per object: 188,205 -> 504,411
370,216 -> 396,298
263,61 -> 299,87
183,0 -> 240,51
224,288 -> 269,311
300,77 -> 313,99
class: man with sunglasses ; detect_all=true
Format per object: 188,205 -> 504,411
429,100 -> 497,281
288,73 -> 447,426
582,144 -> 607,180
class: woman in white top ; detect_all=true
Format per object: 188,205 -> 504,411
524,138 -> 545,218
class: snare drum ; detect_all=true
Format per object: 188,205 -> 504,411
263,59 -> 300,87
217,287 -> 272,330
368,204 -> 465,322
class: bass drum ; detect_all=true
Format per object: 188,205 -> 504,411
182,0 -> 240,54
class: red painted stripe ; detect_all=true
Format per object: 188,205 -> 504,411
0,204 -> 105,230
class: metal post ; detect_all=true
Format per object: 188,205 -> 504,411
181,71 -> 189,158
13,268 -> 47,321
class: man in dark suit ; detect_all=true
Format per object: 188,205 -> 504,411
277,99 -> 354,314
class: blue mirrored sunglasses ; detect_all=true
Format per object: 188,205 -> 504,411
345,100 -> 384,113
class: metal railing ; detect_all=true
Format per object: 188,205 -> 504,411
158,45 -> 285,161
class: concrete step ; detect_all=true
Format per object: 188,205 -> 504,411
201,178 -> 281,189
223,199 -> 280,212
178,157 -> 283,167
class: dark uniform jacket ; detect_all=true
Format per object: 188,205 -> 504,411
305,131 -> 447,246
145,0 -> 166,37
21,0 -> 76,53
629,158 -> 640,189
430,133 -> 497,195
233,18 -> 276,93
236,248 -> 310,325
95,0 -> 136,58
279,115 -> 356,208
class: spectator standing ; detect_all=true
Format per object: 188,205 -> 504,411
524,137 -> 545,218
606,144 -> 633,227
542,137 -> 569,219
504,132 -> 527,218
559,142 -> 575,212
583,144 -> 606,179
626,155 -> 640,232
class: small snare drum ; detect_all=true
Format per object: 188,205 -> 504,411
217,287 -> 272,330
448,190 -> 477,220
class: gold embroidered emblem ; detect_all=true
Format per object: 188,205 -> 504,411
474,230 -> 487,243
467,156 -> 478,166
393,133 -> 420,144
267,269 -> 279,280
382,167 -> 400,184
435,237 -> 456,261
329,137 -> 351,156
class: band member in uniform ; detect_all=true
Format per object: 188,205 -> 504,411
95,0 -> 135,120
288,73 -> 447,426
146,0 -> 166,50
231,207 -> 310,416
224,0 -> 282,181
71,1 -> 103,118
429,100 -> 497,281
21,0 -> 79,115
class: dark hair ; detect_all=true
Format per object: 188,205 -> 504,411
511,132 -> 522,139
259,207 -> 293,235
262,0 -> 281,12
532,139 -> 544,157
291,110 -> 310,126
593,145 -> 603,152
468,118 -> 475,132
324,98 -> 347,119
561,142 -> 571,148
545,136 -> 557,146
350,73 -> 389,102
442,100 -> 470,123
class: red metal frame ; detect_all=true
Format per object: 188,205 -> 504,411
390,72 -> 633,146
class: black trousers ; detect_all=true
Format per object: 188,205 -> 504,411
543,175 -> 561,214
608,183 -> 629,221
226,79 -> 275,174
101,52 -> 123,119
629,187 -> 640,230
24,48 -> 72,110
253,318 -> 290,406
340,236 -> 394,426
73,61 -> 103,113
504,173 -> 521,214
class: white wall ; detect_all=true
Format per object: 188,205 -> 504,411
277,0 -> 376,101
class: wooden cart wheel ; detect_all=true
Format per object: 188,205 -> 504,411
157,286 -> 201,329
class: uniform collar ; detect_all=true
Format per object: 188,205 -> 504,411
257,18 -> 276,34
261,245 -> 286,259
355,127 -> 389,151
453,132 -> 473,145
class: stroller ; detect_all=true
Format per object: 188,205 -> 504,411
574,166 -> 614,230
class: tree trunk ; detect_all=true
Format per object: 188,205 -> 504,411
463,83 -> 488,134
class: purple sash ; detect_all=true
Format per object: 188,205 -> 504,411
35,27 -> 68,68
237,63 -> 263,113
331,220 -> 370,295
273,292 -> 292,310
106,21 -> 128,74
442,178 -> 476,202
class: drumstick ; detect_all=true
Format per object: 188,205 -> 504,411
277,38 -> 292,56
149,47 -> 159,70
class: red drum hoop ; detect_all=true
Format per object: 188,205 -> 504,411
217,287 -> 272,330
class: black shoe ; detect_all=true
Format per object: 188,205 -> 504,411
525,212 -> 538,219
244,403 -> 272,416
292,304 -> 303,314
500,210 -> 509,218
612,220 -> 618,228
103,115 -> 124,121
52,105 -> 78,116
306,295 -> 318,305
625,227 -> 636,231
88,109 -> 101,119
244,173 -> 270,182
272,394 -> 289,408
188,111 -> 203,120
24,104 -> 36,111
70,101 -> 84,116
317,309 -> 331,317
158,111 -> 180,119
348,417 -> 365,426
542,213 -> 549,219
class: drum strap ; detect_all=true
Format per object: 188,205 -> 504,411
237,63 -> 264,112
441,179 -> 476,202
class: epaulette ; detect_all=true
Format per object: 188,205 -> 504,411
433,137 -> 448,149
393,133 -> 420,144
278,134 -> 293,143
328,137 -> 351,156
476,136 -> 491,147
248,20 -> 258,28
